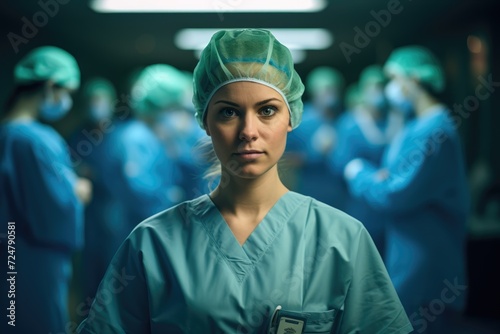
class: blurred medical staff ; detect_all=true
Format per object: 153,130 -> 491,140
343,82 -> 362,112
0,46 -> 89,333
147,69 -> 210,201
285,67 -> 347,208
329,66 -> 403,254
344,46 -> 469,333
69,78 -> 131,300
100,67 -> 177,228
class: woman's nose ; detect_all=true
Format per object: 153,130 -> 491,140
239,112 -> 258,142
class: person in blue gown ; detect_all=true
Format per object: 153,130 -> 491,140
0,46 -> 90,333
329,65 -> 403,255
98,66 -> 179,227
77,29 -> 413,334
285,67 -> 347,209
343,46 -> 469,333
69,78 -> 134,302
70,71 -> 179,307
146,69 -> 210,201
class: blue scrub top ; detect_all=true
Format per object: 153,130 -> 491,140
285,103 -> 347,209
0,119 -> 83,333
72,118 -> 177,299
153,111 -> 211,201
345,106 -> 469,318
78,192 -> 412,333
104,118 -> 176,223
328,110 -> 401,254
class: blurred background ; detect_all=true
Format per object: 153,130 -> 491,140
1,0 -> 499,332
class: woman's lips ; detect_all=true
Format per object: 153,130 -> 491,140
234,151 -> 264,160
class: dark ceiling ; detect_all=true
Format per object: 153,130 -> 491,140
0,0 -> 498,97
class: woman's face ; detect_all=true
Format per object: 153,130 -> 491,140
205,81 -> 292,179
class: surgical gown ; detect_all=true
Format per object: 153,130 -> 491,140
329,109 -> 402,254
285,103 -> 347,209
344,106 -> 469,330
0,120 -> 83,333
71,118 -> 177,298
77,192 -> 412,333
105,118 -> 176,223
153,110 -> 210,201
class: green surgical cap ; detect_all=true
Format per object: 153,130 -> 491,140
344,83 -> 361,110
306,67 -> 345,95
359,65 -> 387,90
132,64 -> 187,115
384,46 -> 445,93
192,29 -> 305,130
83,78 -> 116,100
14,46 -> 80,90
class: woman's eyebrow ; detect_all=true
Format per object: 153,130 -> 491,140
255,98 -> 283,106
213,100 -> 240,107
213,97 -> 282,107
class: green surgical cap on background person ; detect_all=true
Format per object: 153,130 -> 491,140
180,71 -> 195,110
14,46 -> 80,90
306,67 -> 345,96
83,78 -> 116,101
383,45 -> 445,93
192,29 -> 305,130
132,64 -> 187,115
344,83 -> 362,111
359,65 -> 387,90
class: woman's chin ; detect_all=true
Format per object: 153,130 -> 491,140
225,165 -> 275,180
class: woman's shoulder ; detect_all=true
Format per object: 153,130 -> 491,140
288,191 -> 365,232
126,195 -> 211,240
288,192 -> 374,262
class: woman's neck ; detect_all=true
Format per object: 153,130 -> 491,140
210,166 -> 288,218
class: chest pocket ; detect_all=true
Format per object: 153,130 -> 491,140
302,309 -> 341,334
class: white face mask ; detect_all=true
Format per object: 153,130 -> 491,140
89,99 -> 113,122
384,80 -> 414,118
39,91 -> 73,122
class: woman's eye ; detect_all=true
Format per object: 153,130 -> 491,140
260,106 -> 277,117
220,108 -> 237,118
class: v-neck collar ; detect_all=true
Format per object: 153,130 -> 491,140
191,191 -> 302,283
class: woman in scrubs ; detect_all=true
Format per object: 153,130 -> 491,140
77,29 -> 412,334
